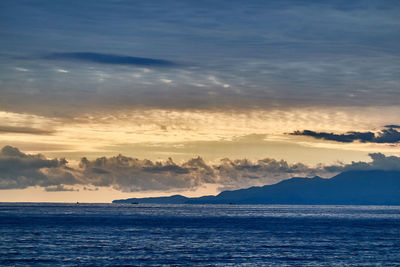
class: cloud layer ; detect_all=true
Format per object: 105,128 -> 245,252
1,0 -> 399,117
291,127 -> 400,143
0,125 -> 53,135
2,146 -> 400,193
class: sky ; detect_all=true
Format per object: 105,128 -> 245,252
0,0 -> 400,202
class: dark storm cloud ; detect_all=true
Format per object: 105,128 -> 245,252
0,125 -> 53,135
291,128 -> 400,143
43,52 -> 177,67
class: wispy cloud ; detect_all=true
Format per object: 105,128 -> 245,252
55,68 -> 69,73
0,125 -> 54,135
45,185 -> 79,192
14,67 -> 28,72
43,52 -> 177,67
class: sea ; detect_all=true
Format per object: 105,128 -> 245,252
1,203 -> 400,266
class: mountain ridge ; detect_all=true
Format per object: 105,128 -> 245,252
113,170 -> 400,205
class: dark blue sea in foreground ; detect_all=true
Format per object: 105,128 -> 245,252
1,204 -> 400,266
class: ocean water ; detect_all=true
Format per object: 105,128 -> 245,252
1,204 -> 400,266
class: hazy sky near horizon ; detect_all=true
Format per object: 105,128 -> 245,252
1,0 -> 400,202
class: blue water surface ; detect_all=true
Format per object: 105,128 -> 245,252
1,203 -> 400,266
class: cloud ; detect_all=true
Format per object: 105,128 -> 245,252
78,155 -> 212,192
325,153 -> 400,172
291,128 -> 400,143
0,125 -> 54,135
59,152 -> 320,192
2,146 -> 400,193
43,52 -> 177,67
208,76 -> 230,88
214,157 -> 317,190
160,78 -> 172,84
1,1 -> 400,118
83,186 -> 99,191
385,125 -> 400,129
45,185 -> 78,192
0,146 -> 79,189
0,145 -> 318,192
55,68 -> 69,73
14,67 -> 28,72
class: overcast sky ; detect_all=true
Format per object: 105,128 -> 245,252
0,0 -> 399,202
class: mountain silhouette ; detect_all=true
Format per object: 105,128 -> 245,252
113,170 -> 400,205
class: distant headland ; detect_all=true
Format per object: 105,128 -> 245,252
113,170 -> 400,205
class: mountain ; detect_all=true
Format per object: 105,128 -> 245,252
113,170 -> 400,205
